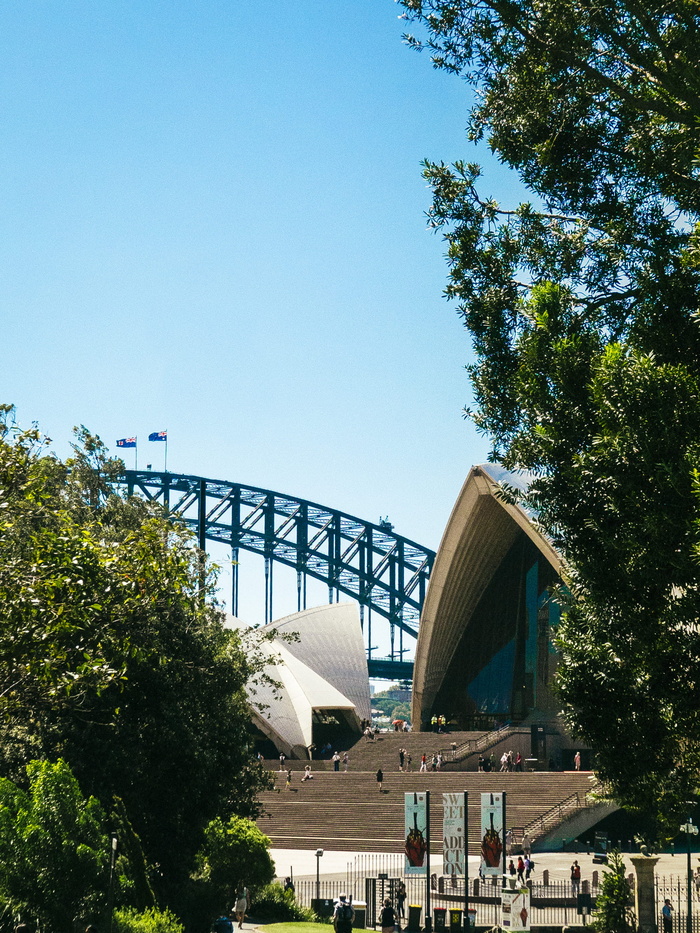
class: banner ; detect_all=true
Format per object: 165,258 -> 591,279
480,792 -> 504,876
404,792 -> 428,874
442,793 -> 465,876
502,887 -> 530,931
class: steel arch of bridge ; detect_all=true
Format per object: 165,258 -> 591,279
118,471 -> 435,677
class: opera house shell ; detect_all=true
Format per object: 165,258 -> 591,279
412,463 -> 565,732
229,602 -> 371,759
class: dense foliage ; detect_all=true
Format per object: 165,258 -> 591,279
399,1 -> 700,831
593,850 -> 635,933
191,816 -> 275,920
250,883 -> 318,924
0,408 -> 272,911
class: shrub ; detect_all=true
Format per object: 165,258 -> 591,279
250,883 -> 318,923
113,907 -> 185,933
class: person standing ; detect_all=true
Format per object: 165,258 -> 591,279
396,881 -> 407,919
522,834 -> 532,857
279,752 -> 286,771
285,768 -> 292,790
405,752 -> 412,772
571,860 -> 581,893
420,754 -> 427,772
516,856 -> 525,884
574,751 -> 582,771
399,748 -> 405,771
379,898 -> 397,933
333,751 -> 341,772
376,768 -> 384,792
343,752 -> 349,772
662,899 -> 673,933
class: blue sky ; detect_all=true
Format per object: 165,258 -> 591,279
2,2 -> 522,633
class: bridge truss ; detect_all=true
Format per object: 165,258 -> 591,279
118,471 -> 435,679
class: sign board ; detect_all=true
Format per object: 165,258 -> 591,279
480,793 -> 504,877
577,893 -> 592,916
404,792 -> 428,875
502,887 -> 530,931
443,793 -> 465,876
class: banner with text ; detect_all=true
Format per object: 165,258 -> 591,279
502,887 -> 530,931
480,792 -> 504,877
442,793 -> 465,876
404,792 -> 428,875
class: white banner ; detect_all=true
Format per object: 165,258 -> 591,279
480,792 -> 504,876
442,793 -> 465,876
502,887 -> 530,931
404,792 -> 428,874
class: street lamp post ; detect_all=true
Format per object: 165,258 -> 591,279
316,849 -> 324,902
680,818 -> 698,933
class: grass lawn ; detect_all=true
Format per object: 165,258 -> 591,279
258,924 -> 330,933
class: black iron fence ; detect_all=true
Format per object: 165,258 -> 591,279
656,876 -> 700,933
290,856 -> 605,928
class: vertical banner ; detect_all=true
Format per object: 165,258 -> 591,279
442,793 -> 465,876
502,888 -> 530,931
404,792 -> 428,875
480,793 -> 504,876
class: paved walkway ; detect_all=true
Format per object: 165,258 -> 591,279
271,847 -> 698,886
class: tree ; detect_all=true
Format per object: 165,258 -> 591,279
0,409 -> 273,907
593,850 -> 635,933
190,816 -> 274,925
0,759 -> 109,933
398,1 -> 700,832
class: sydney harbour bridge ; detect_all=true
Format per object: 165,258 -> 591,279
118,470 -> 436,681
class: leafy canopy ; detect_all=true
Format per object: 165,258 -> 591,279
399,1 -> 700,832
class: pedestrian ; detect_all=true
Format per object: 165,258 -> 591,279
515,752 -> 523,772
517,856 -> 525,884
478,755 -> 485,772
301,764 -> 313,781
508,859 -> 516,877
284,876 -> 295,894
662,899 -> 673,933
380,898 -> 397,933
405,752 -> 412,772
571,860 -> 581,893
333,751 -> 341,772
399,748 -> 405,771
376,768 -> 384,792
431,754 -> 437,772
574,750 -> 581,771
505,828 -> 513,856
235,887 -> 248,929
522,834 -> 532,857
524,855 -> 533,880
279,752 -> 286,771
343,752 -> 349,772
333,895 -> 355,933
396,881 -> 407,919
500,752 -> 509,772
420,754 -> 427,772
285,768 -> 292,789
694,866 -> 700,899
436,752 -> 443,771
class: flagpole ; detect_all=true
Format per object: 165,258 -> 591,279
135,438 -> 138,472
164,432 -> 168,473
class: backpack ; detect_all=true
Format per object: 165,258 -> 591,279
336,903 -> 353,931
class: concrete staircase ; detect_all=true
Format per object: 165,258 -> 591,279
256,768 -> 597,853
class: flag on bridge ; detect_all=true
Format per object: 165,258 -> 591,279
148,430 -> 167,442
116,437 -> 137,448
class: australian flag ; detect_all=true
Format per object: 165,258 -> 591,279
116,437 -> 137,448
148,430 -> 167,442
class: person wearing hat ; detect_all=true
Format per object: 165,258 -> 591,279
333,895 -> 355,933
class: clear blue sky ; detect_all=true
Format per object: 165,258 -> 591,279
2,1 -> 522,633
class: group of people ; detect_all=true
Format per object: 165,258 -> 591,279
429,715 -> 448,732
499,750 -> 524,772
332,881 -> 407,933
331,751 -> 350,771
507,855 -> 535,883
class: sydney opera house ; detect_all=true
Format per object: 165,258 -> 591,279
236,463 -> 570,759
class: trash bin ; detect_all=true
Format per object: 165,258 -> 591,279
407,904 -> 423,932
449,909 -> 462,932
353,901 -> 366,929
434,907 -> 447,930
465,909 -> 477,930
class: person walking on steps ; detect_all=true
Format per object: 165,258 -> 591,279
376,768 -> 384,792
